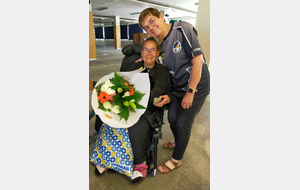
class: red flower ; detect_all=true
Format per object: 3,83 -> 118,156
108,92 -> 117,102
98,91 -> 109,103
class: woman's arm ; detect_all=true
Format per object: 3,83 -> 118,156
181,54 -> 204,109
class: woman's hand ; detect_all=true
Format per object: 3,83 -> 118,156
181,54 -> 203,109
155,95 -> 170,107
181,93 -> 194,109
135,57 -> 143,63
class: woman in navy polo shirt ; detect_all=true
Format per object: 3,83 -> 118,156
138,8 -> 210,173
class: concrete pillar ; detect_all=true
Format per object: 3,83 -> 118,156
89,1 -> 97,60
195,0 -> 210,68
114,16 -> 121,49
127,25 -> 129,40
102,27 -> 105,39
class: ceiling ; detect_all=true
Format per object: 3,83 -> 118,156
91,0 -> 199,27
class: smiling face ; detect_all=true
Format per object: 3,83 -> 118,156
141,13 -> 166,38
141,40 -> 160,67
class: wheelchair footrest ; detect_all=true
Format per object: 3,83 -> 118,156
147,168 -> 156,177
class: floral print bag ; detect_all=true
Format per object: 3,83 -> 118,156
89,123 -> 134,178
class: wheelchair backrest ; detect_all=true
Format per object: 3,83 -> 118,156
120,43 -> 142,71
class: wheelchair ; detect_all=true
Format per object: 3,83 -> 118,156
121,43 -> 164,176
91,43 -> 164,177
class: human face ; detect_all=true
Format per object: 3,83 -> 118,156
141,40 -> 159,67
142,14 -> 164,38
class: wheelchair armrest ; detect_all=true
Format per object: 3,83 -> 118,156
153,126 -> 162,139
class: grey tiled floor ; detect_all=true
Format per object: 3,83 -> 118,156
89,40 -> 210,190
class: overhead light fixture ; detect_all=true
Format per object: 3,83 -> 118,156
130,12 -> 140,15
98,7 -> 108,11
130,0 -> 197,15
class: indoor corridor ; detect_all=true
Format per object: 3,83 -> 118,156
89,39 -> 210,190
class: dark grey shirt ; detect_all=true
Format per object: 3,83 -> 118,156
160,21 -> 210,98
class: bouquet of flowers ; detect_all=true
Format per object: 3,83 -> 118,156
91,70 -> 150,128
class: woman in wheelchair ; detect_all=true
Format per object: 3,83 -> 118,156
91,37 -> 172,184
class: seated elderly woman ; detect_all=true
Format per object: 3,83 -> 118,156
90,37 -> 172,184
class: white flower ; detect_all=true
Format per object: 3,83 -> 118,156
101,84 -> 107,92
105,88 -> 115,95
101,80 -> 113,92
103,101 -> 112,109
111,105 -> 120,114
129,99 -> 135,103
122,91 -> 130,98
106,80 -> 113,86
104,81 -> 113,89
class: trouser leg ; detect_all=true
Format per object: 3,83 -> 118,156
168,95 -> 207,160
128,114 -> 151,165
95,115 -> 103,132
167,99 -> 181,140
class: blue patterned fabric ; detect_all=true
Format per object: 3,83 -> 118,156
89,123 -> 134,178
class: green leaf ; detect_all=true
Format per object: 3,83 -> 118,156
109,72 -> 124,90
133,90 -> 145,102
119,84 -> 131,90
109,72 -> 131,91
123,90 -> 145,102
97,100 -> 107,111
119,106 -> 130,122
110,72 -> 124,85
110,85 -> 118,90
95,82 -> 104,95
112,94 -> 123,106
134,102 -> 146,109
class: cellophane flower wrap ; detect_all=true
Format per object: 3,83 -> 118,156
91,70 -> 150,128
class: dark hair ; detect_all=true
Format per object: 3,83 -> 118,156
138,8 -> 161,28
141,37 -> 160,51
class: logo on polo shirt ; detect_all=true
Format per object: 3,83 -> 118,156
173,41 -> 181,53
185,66 -> 192,74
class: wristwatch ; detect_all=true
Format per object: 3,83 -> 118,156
187,87 -> 198,93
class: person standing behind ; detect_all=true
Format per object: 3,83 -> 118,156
138,8 -> 210,173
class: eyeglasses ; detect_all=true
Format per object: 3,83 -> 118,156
142,48 -> 157,53
143,18 -> 155,31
